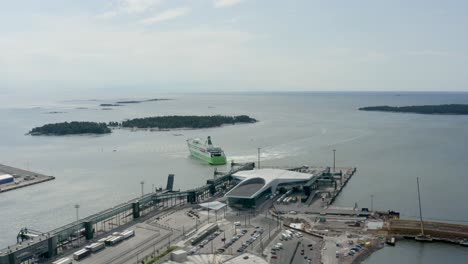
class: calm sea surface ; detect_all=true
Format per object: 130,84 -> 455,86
1,92 -> 468,263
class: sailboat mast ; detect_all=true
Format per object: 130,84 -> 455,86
417,177 -> 425,235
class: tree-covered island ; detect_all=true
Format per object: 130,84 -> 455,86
100,104 -> 122,107
115,98 -> 172,104
111,115 -> 257,129
28,122 -> 111,135
359,104 -> 468,115
29,115 -> 257,135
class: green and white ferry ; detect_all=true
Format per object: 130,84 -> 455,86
187,136 -> 227,165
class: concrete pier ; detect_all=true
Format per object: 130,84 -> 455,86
0,164 -> 55,193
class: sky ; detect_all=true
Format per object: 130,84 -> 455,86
1,0 -> 468,96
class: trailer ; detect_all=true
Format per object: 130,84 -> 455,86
85,242 -> 105,253
73,249 -> 91,261
52,258 -> 73,264
107,235 -> 123,246
121,230 -> 135,239
104,236 -> 117,246
97,237 -> 109,244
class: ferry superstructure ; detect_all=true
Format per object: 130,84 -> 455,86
187,136 -> 227,165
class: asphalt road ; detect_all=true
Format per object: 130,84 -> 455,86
269,231 -> 321,264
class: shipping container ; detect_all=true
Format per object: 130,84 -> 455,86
73,249 -> 91,261
52,257 -> 72,264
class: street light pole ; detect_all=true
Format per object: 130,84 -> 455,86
74,204 -> 80,221
140,181 -> 145,197
257,147 -> 261,169
333,149 -> 336,173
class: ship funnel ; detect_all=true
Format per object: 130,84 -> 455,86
207,136 -> 213,145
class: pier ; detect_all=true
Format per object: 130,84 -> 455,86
0,164 -> 55,193
385,219 -> 468,242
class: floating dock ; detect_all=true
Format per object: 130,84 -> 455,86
0,163 -> 55,193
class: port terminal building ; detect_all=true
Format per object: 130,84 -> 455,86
225,168 -> 319,208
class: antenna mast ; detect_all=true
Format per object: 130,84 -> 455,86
417,177 -> 425,236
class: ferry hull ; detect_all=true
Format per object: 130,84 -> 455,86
189,149 -> 227,165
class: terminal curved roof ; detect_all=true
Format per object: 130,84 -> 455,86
225,169 -> 315,199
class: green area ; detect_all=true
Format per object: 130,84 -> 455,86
359,104 -> 468,115
146,246 -> 177,264
117,115 -> 257,129
28,122 -> 111,135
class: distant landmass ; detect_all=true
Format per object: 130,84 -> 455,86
359,104 -> 468,115
116,100 -> 141,104
100,104 -> 122,107
28,122 -> 111,136
29,115 -> 257,136
115,98 -> 172,104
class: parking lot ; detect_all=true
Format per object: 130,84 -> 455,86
187,221 -> 268,256
268,229 -> 322,264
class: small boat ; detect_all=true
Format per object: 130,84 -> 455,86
415,235 -> 433,242
385,237 -> 396,246
459,239 -> 468,247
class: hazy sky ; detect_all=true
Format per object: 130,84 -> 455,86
1,0 -> 468,95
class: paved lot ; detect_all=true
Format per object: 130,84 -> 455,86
0,163 -> 55,193
267,230 -> 322,264
61,222 -> 170,264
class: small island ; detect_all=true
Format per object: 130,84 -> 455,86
29,115 -> 257,136
115,98 -> 172,104
116,100 -> 141,104
111,115 -> 257,129
100,104 -> 122,107
28,122 -> 111,136
359,104 -> 468,115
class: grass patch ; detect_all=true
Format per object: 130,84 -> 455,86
146,246 -> 178,264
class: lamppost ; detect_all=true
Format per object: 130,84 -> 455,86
257,147 -> 261,169
333,149 -> 336,173
140,181 -> 145,197
74,204 -> 80,221
74,204 -> 80,246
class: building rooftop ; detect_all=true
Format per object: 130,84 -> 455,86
198,201 -> 227,211
225,169 -> 315,199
